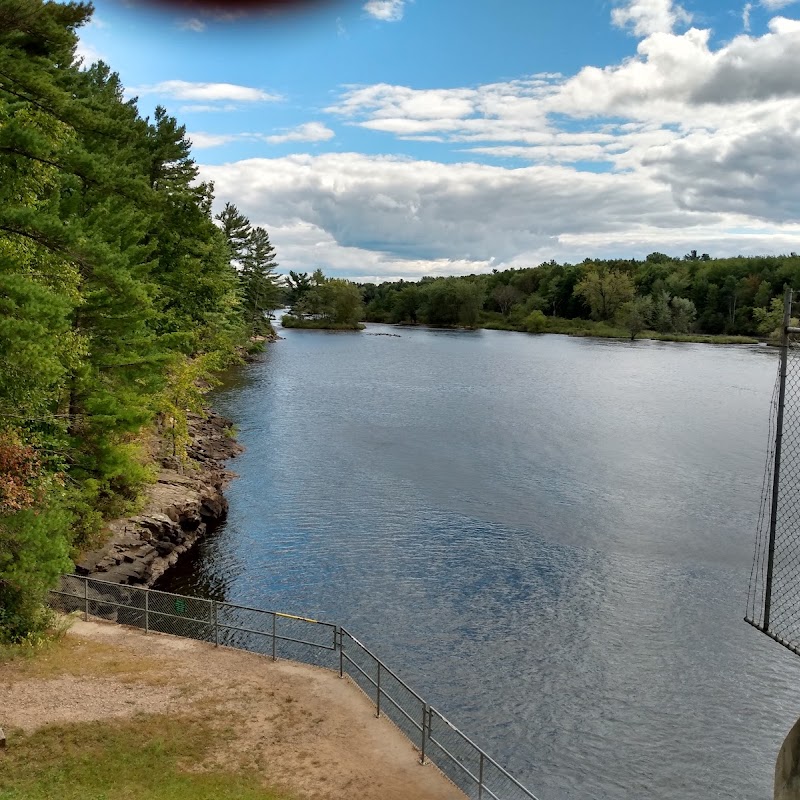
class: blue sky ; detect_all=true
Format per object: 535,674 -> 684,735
77,0 -> 800,280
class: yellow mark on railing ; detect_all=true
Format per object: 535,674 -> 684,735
274,611 -> 321,624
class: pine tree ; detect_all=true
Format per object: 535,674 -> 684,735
241,226 -> 282,332
216,202 -> 252,264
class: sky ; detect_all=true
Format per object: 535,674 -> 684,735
76,0 -> 800,282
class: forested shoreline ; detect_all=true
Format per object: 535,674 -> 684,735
0,0 -> 281,642
359,253 -> 800,341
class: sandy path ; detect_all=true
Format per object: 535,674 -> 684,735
0,617 -> 465,800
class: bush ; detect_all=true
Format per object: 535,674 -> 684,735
524,311 -> 548,333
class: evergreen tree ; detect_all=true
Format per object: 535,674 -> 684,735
241,226 -> 282,332
216,202 -> 252,264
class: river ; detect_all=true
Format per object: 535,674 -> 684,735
158,323 -> 800,800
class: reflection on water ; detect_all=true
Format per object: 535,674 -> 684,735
159,325 -> 800,800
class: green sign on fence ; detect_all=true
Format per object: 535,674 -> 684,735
174,598 -> 186,614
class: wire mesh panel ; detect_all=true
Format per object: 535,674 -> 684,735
214,603 -> 337,668
376,662 -> 426,747
48,574 -> 86,614
340,629 -> 427,759
147,588 -> 213,642
747,289 -> 800,656
341,628 -> 380,703
428,708 -> 485,799
427,709 -> 540,800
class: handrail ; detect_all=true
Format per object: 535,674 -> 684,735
50,574 -> 540,800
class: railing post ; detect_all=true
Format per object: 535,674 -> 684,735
376,662 -> 382,718
420,705 -> 428,765
478,752 -> 485,799
272,612 -> 277,661
338,628 -> 344,678
84,577 -> 89,621
765,286 -> 793,631
212,600 -> 218,647
144,588 -> 149,634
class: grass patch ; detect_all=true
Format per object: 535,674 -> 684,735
474,313 -> 761,344
0,623 -> 168,686
0,715 -> 293,800
648,332 -> 760,344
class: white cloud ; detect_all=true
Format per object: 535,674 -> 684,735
188,132 -> 239,149
266,122 -> 335,144
611,0 -> 692,36
129,80 -> 280,103
179,104 -> 239,113
196,152 -> 799,281
743,2 -> 753,30
75,40 -> 104,67
178,18 -> 206,32
761,0 -> 799,8
327,18 -> 800,180
364,0 -> 405,22
188,124 -> 335,150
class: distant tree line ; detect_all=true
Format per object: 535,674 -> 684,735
359,252 -> 800,339
0,0 -> 281,642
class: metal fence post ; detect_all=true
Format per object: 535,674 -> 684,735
338,628 -> 344,678
144,588 -> 149,634
272,612 -> 277,661
420,705 -> 428,765
212,600 -> 218,647
376,662 -> 382,718
84,577 -> 89,621
765,286 -> 793,631
478,752 -> 485,799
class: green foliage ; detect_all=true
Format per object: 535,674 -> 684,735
286,270 -> 363,328
617,296 -> 654,340
157,354 -> 220,466
240,227 -> 283,332
524,310 -> 547,333
0,0 -> 278,641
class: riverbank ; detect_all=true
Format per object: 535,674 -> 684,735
479,313 -> 761,343
0,617 -> 464,800
75,409 -> 243,586
282,315 -> 365,331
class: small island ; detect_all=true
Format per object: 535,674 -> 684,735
281,269 -> 365,330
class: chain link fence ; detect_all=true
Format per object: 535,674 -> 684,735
50,575 -> 539,800
747,288 -> 800,656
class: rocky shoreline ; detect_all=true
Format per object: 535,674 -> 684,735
75,410 -> 243,587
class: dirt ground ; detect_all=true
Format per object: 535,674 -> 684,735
0,617 -> 465,800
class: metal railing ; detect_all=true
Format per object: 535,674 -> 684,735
50,574 -> 540,800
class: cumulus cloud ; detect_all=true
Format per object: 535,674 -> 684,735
195,152 -> 799,281
129,80 -> 280,103
364,0 -> 405,22
266,122 -> 335,144
611,0 -> 692,36
327,19 -> 800,184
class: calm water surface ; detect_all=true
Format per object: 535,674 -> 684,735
160,324 -> 800,800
